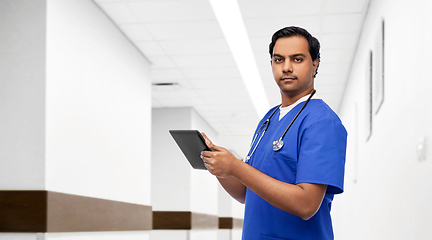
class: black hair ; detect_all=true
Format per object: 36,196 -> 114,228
269,26 -> 321,77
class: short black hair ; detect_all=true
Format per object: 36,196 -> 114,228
269,26 -> 321,77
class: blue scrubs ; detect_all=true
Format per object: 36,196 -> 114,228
242,99 -> 347,240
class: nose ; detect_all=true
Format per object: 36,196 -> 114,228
282,60 -> 293,73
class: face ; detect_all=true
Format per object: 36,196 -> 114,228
271,36 -> 319,100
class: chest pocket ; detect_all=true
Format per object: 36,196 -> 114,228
261,150 -> 298,184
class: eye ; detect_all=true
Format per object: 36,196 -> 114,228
294,58 -> 303,62
274,58 -> 282,63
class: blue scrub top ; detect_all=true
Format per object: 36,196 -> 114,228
242,99 -> 347,240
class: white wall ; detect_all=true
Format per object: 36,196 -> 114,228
0,233 -> 43,240
152,107 -> 224,240
151,107 -> 193,211
1,0 -> 152,239
45,0 -> 152,206
0,0 -> 46,190
217,184 -> 244,240
44,0 -> 152,239
190,109 -> 219,215
152,107 -> 219,212
149,230 -> 188,240
333,0 -> 432,239
44,232 -> 149,240
2,1 -> 240,239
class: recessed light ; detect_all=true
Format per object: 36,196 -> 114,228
151,82 -> 182,91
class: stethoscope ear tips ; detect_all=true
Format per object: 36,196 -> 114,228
272,139 -> 284,151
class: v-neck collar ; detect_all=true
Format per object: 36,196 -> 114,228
278,94 -> 319,121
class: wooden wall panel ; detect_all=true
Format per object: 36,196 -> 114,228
153,211 -> 242,230
46,191 -> 152,232
191,212 -> 218,229
153,211 -> 192,230
219,217 -> 233,229
0,191 -> 47,232
218,217 -> 243,229
0,191 -> 152,232
0,191 -> 242,232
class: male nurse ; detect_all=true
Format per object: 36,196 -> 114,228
201,26 -> 347,240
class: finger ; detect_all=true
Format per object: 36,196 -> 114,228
201,133 -> 226,152
203,161 -> 212,171
202,152 -> 218,163
207,143 -> 225,152
201,132 -> 213,147
204,163 -> 216,175
200,151 -> 212,158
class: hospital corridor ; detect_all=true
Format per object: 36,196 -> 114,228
0,0 -> 431,239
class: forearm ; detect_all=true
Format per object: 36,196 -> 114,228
231,160 -> 326,220
217,176 -> 246,204
200,133 -> 326,219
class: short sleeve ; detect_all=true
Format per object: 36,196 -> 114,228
296,118 -> 347,194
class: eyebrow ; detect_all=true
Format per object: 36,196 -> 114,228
272,53 -> 307,58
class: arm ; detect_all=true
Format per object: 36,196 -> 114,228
217,176 -> 247,204
229,160 -> 327,220
201,133 -> 246,203
201,133 -> 327,220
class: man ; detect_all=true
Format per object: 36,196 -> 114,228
200,26 -> 347,240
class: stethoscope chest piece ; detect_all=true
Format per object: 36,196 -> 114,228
244,90 -> 316,160
272,139 -> 284,151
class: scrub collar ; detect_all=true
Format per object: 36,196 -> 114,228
279,93 -> 320,120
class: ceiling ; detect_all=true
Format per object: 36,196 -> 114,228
94,0 -> 370,157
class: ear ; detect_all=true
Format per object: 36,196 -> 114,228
312,59 -> 319,75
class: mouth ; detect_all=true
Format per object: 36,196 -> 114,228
281,77 -> 297,81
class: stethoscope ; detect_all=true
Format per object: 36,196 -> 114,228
244,90 -> 316,162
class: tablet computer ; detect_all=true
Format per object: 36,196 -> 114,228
169,130 -> 211,170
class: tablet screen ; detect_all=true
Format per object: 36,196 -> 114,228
169,130 -> 211,170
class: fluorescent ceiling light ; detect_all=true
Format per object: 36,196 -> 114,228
209,0 -> 269,117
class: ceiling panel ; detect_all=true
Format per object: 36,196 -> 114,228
94,0 -> 370,157
128,0 -> 215,22
188,78 -> 244,90
135,41 -> 166,56
244,16 -> 323,38
97,2 -> 140,24
324,0 -> 368,14
180,67 -> 241,79
238,0 -> 323,18
150,69 -> 185,81
144,21 -> 223,40
170,54 -> 236,68
159,39 -> 230,55
146,56 -> 177,68
119,23 -> 154,41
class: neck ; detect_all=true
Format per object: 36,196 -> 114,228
281,88 -> 315,107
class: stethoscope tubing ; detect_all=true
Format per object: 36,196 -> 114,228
245,90 -> 316,162
245,108 -> 280,162
274,90 -> 316,145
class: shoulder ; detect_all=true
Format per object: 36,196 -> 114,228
300,99 -> 346,133
306,99 -> 340,119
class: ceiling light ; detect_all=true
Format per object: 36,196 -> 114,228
209,0 -> 269,117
